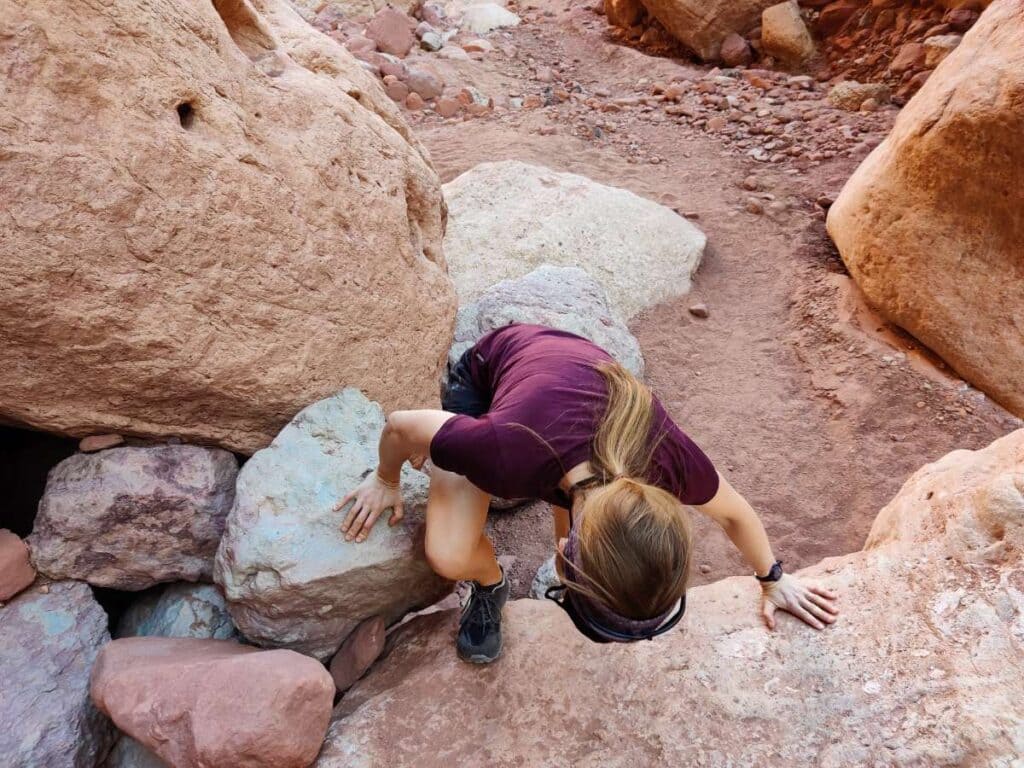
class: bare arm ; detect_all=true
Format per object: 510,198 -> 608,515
337,409 -> 454,542
695,473 -> 776,577
696,473 -> 839,630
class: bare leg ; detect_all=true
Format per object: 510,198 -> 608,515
424,466 -> 501,586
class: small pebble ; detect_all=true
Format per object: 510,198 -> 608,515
689,303 -> 710,319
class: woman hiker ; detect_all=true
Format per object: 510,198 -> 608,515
337,323 -> 838,663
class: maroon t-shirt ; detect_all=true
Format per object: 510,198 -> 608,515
430,324 -> 720,509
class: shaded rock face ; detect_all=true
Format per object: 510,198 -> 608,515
328,615 -> 386,692
827,0 -> 1024,418
443,161 -> 706,321
0,528 -> 36,600
103,737 -> 168,768
0,0 -> 455,454
315,430 -> 1024,767
115,583 -> 239,641
450,266 -> 645,377
30,446 -> 238,590
635,0 -> 777,60
91,637 -> 334,768
215,389 -> 451,660
0,581 -> 115,768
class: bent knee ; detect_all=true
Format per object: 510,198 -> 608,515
424,540 -> 476,581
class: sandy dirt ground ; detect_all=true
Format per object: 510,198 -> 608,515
398,0 -> 1021,595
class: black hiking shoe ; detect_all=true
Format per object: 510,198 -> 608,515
457,569 -> 509,664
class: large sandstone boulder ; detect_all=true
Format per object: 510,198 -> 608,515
450,266 -> 645,377
442,161 -> 706,321
91,637 -> 334,768
215,389 -> 451,660
0,0 -> 455,454
827,0 -> 1024,418
30,446 -> 238,590
115,583 -> 240,641
635,0 -> 778,61
314,430 -> 1024,766
0,581 -> 115,767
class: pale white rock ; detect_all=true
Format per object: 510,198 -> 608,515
529,554 -> 560,599
0,582 -> 115,767
460,3 -> 521,33
443,161 -> 706,320
316,430 -> 1024,766
214,389 -> 451,660
924,33 -> 962,67
29,446 -> 237,591
115,583 -> 239,641
450,266 -> 645,377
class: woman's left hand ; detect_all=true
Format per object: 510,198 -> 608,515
761,573 -> 838,630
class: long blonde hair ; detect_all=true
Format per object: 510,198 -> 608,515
564,362 -> 693,620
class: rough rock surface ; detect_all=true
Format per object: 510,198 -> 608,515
761,1 -> 815,65
215,389 -> 451,660
605,0 -> 645,28
328,615 -> 386,692
443,161 -> 706,320
91,637 -> 334,768
317,430 -> 1024,766
365,5 -> 416,56
0,581 -> 115,767
0,0 -> 455,454
528,554 -> 559,600
635,0 -> 778,61
0,528 -> 36,601
449,266 -> 645,377
827,80 -> 891,111
827,0 -> 1024,418
30,446 -> 238,590
115,583 -> 239,641
290,0 -> 419,23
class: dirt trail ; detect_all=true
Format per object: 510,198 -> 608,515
409,0 -> 1019,592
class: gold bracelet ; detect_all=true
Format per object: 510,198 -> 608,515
376,469 -> 400,490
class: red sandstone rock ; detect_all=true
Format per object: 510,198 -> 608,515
816,0 -> 862,35
91,638 -> 334,768
328,616 -> 385,692
888,41 -> 927,72
344,34 -> 377,52
0,530 -> 35,601
364,5 -> 416,56
636,0 -> 778,60
604,0 -> 644,27
720,33 -> 753,66
435,97 -> 462,117
385,80 -> 410,101
828,0 -> 1024,417
943,7 -> 979,30
405,65 -> 445,99
0,0 -> 455,454
315,429 -> 1024,766
79,434 -> 124,452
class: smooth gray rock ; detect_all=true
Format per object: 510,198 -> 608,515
449,265 -> 645,377
115,583 -> 239,641
103,737 -> 168,768
443,160 -> 705,320
0,581 -> 115,767
214,390 -> 451,660
30,446 -> 238,590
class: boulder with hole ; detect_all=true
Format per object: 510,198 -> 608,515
442,161 -> 706,321
91,637 -> 335,768
214,389 -> 451,660
1,581 -> 115,767
30,446 -> 238,590
827,0 -> 1024,418
0,0 -> 455,454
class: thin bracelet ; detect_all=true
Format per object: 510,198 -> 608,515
376,469 -> 400,490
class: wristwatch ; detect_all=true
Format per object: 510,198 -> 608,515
755,560 -> 784,583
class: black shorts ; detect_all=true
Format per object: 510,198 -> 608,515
442,348 -> 491,418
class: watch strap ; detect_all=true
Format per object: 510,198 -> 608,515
755,560 -> 783,583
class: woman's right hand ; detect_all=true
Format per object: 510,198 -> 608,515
335,471 -> 404,543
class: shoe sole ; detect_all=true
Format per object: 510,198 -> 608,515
457,639 -> 502,665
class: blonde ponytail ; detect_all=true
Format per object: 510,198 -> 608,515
562,362 -> 693,621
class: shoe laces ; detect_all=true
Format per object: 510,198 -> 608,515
462,582 -> 501,631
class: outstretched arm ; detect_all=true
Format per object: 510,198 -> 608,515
696,473 -> 839,630
336,409 -> 454,542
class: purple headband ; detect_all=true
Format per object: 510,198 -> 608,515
562,522 -> 679,638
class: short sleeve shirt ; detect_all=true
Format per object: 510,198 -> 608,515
430,324 -> 719,509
